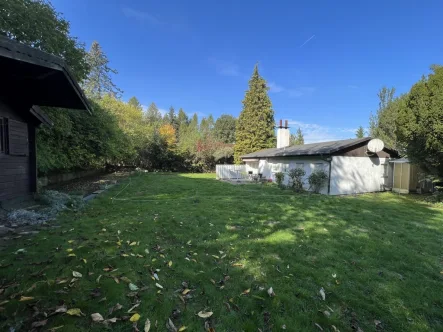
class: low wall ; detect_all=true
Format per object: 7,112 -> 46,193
39,169 -> 103,187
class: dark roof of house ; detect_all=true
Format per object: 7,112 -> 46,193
0,36 -> 91,113
241,137 -> 373,159
30,106 -> 53,127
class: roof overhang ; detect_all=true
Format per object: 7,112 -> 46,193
30,105 -> 53,127
243,158 -> 259,162
0,36 -> 91,113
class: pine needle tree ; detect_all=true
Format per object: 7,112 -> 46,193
234,65 -> 275,163
290,127 -> 304,145
355,126 -> 365,138
83,41 -> 123,98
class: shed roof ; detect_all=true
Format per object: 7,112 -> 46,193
0,36 -> 91,113
241,137 -> 372,159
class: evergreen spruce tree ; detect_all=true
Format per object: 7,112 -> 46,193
83,41 -> 122,98
128,96 -> 142,110
290,128 -> 305,145
234,65 -> 275,163
145,102 -> 162,124
356,126 -> 365,138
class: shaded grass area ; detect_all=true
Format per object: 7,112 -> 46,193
1,173 -> 443,331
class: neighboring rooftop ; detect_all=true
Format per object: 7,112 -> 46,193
241,137 -> 374,158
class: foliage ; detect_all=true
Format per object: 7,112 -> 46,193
288,168 -> 305,192
83,41 -> 122,98
396,66 -> 443,177
355,126 -> 365,138
234,65 -> 276,163
37,100 -> 129,174
213,145 -> 234,164
128,96 -> 142,110
290,127 -> 304,145
214,114 -> 236,143
145,102 -> 162,125
369,86 -> 405,151
0,0 -> 89,81
275,171 -> 285,188
159,123 -> 176,149
308,169 -> 329,193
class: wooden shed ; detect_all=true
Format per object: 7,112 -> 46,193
0,36 -> 90,202
391,158 -> 419,194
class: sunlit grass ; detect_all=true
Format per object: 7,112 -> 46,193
1,173 -> 442,331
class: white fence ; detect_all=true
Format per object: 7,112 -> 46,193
216,164 -> 247,179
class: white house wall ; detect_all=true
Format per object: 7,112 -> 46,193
330,156 -> 388,195
247,157 -> 330,193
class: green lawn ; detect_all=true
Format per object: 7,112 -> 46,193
1,173 -> 443,331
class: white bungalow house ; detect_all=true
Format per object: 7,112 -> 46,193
217,122 -> 400,195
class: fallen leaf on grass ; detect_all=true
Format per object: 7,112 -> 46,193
128,303 -> 140,313
241,289 -> 250,296
144,318 -> 151,332
231,263 -> 243,267
96,275 -> 102,283
315,323 -> 324,331
72,271 -> 82,278
19,296 -> 34,301
121,276 -> 132,283
0,300 -> 9,306
182,288 -> 190,295
66,308 -> 84,316
267,287 -> 275,297
155,283 -> 163,289
168,261 -> 173,267
130,242 -> 137,246
166,318 -> 177,331
319,287 -> 326,301
91,313 -> 104,322
55,304 -> 67,313
130,313 -> 141,322
47,325 -> 64,331
104,317 -> 118,325
178,326 -> 187,331
197,311 -> 213,318
31,319 -> 48,328
129,283 -> 139,291
109,303 -> 123,314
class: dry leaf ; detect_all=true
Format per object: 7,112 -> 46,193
129,283 -> 139,291
267,287 -> 275,297
47,326 -> 64,332
55,304 -> 67,313
168,261 -> 172,267
96,275 -> 102,283
130,242 -> 137,246
319,287 -> 326,301
104,317 -> 118,324
91,313 -> 104,322
314,323 -> 323,330
128,303 -> 140,313
197,311 -> 213,318
130,313 -> 141,322
66,248 -> 74,252
178,326 -> 187,331
19,296 -> 34,301
121,276 -> 132,283
66,308 -> 84,316
182,288 -> 190,295
241,289 -> 250,296
31,319 -> 48,328
155,283 -> 163,289
153,273 -> 159,280
166,318 -> 177,332
144,318 -> 151,332
72,271 -> 82,278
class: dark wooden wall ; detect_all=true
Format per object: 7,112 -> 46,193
0,100 -> 31,201
333,141 -> 396,158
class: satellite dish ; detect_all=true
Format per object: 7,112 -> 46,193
367,138 -> 384,153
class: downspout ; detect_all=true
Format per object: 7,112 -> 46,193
327,157 -> 332,195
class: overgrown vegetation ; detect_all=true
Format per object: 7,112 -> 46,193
274,172 -> 285,188
308,169 -> 329,193
288,168 -> 305,192
1,174 -> 443,331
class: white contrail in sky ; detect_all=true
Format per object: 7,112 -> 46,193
300,34 -> 316,48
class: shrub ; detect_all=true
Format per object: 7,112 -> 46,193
308,169 -> 329,193
275,172 -> 285,188
288,168 -> 305,192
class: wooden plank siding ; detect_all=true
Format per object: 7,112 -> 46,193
0,100 -> 31,201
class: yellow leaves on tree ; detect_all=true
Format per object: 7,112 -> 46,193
159,124 -> 176,149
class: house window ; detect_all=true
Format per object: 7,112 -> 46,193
0,117 -> 9,154
313,163 -> 324,171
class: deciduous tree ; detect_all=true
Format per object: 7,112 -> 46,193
290,128 -> 304,145
214,114 -> 236,143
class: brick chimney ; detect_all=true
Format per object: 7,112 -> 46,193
277,119 -> 290,148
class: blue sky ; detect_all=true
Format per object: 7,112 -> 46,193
53,0 -> 443,143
